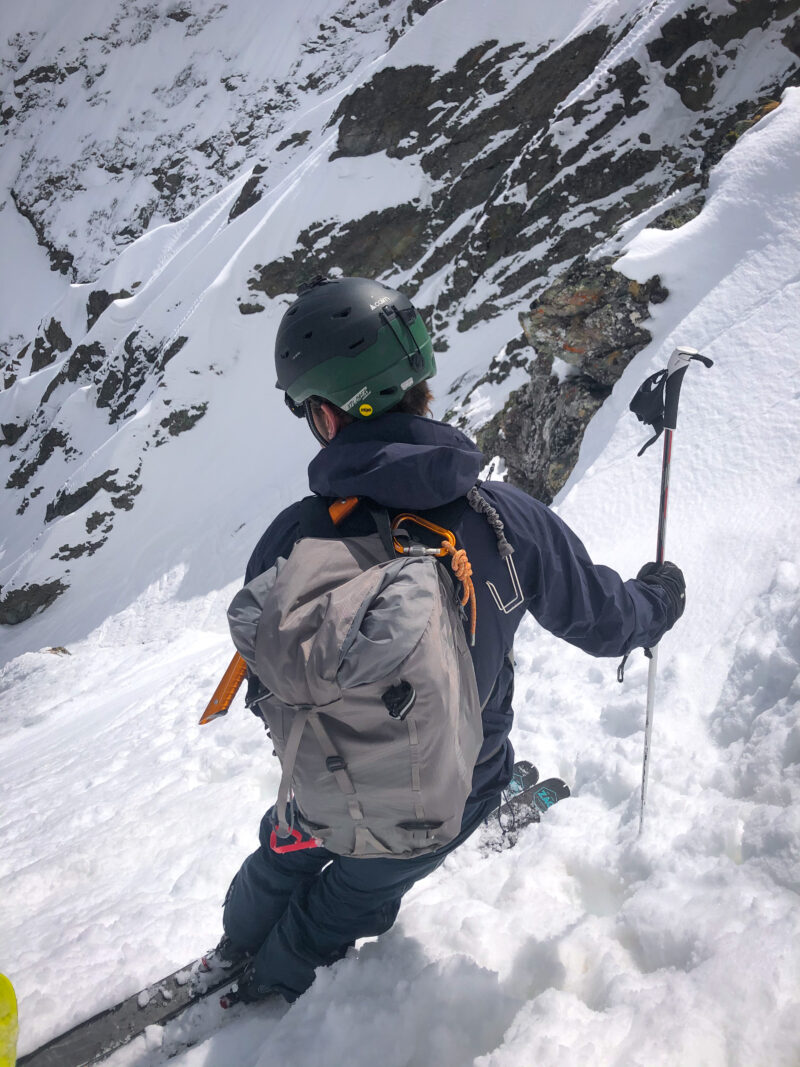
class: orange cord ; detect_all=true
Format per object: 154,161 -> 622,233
389,513 -> 476,643
441,541 -> 477,645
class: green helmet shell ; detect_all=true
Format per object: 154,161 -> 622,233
274,276 -> 436,418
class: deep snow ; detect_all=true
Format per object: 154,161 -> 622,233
1,14 -> 800,1067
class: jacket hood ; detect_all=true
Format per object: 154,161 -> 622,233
307,413 -> 483,510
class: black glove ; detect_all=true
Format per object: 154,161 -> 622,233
636,561 -> 686,627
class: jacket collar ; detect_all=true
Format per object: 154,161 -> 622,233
307,414 -> 483,510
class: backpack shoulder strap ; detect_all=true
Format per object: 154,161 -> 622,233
298,494 -> 395,556
364,503 -> 395,557
296,495 -> 338,538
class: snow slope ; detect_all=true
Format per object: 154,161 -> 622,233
1,9 -> 800,1067
2,79 -> 799,1067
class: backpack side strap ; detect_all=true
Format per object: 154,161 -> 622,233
272,708 -> 366,849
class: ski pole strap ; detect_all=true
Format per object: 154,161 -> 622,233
630,347 -> 713,454
617,653 -> 629,683
630,369 -> 667,456
617,645 -> 653,684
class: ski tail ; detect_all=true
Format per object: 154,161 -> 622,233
482,765 -> 571,852
529,777 -> 571,813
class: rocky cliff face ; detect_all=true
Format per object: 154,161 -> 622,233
0,0 -> 798,627
473,258 -> 668,502
1,2 -> 425,285
249,0 -> 798,332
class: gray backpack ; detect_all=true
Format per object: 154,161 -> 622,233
227,524 -> 483,858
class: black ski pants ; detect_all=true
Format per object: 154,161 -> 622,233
222,792 -> 499,1001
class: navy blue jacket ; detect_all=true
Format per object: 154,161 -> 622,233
244,414 -> 676,800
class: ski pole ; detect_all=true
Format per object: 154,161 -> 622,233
628,346 -> 713,833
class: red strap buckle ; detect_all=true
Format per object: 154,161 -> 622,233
269,827 -> 322,854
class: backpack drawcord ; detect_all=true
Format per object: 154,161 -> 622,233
441,542 -> 477,646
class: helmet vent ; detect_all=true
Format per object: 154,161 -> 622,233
348,338 -> 365,350
331,307 -> 351,319
303,331 -> 313,339
380,387 -> 397,396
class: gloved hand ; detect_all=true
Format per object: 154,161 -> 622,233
636,561 -> 686,627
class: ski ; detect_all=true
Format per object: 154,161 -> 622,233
0,974 -> 18,1067
481,760 -> 571,851
502,759 -> 540,799
16,953 -> 248,1067
18,761 -> 569,1066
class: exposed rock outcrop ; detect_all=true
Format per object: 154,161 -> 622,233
0,578 -> 68,625
248,0 -> 799,342
86,288 -> 134,331
475,258 -> 666,503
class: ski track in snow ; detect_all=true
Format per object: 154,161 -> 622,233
556,0 -> 681,113
1,7 -> 800,1067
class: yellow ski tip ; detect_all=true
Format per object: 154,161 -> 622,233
0,974 -> 18,1067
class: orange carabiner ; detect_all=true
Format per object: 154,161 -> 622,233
390,513 -> 477,644
391,513 -> 456,557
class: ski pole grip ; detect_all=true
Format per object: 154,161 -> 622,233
663,347 -> 714,430
663,365 -> 688,430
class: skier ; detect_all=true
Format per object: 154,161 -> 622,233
216,275 -> 685,1003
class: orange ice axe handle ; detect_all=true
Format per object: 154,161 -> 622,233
199,651 -> 248,724
200,497 -> 359,726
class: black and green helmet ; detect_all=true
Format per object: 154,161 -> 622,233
274,276 -> 436,421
